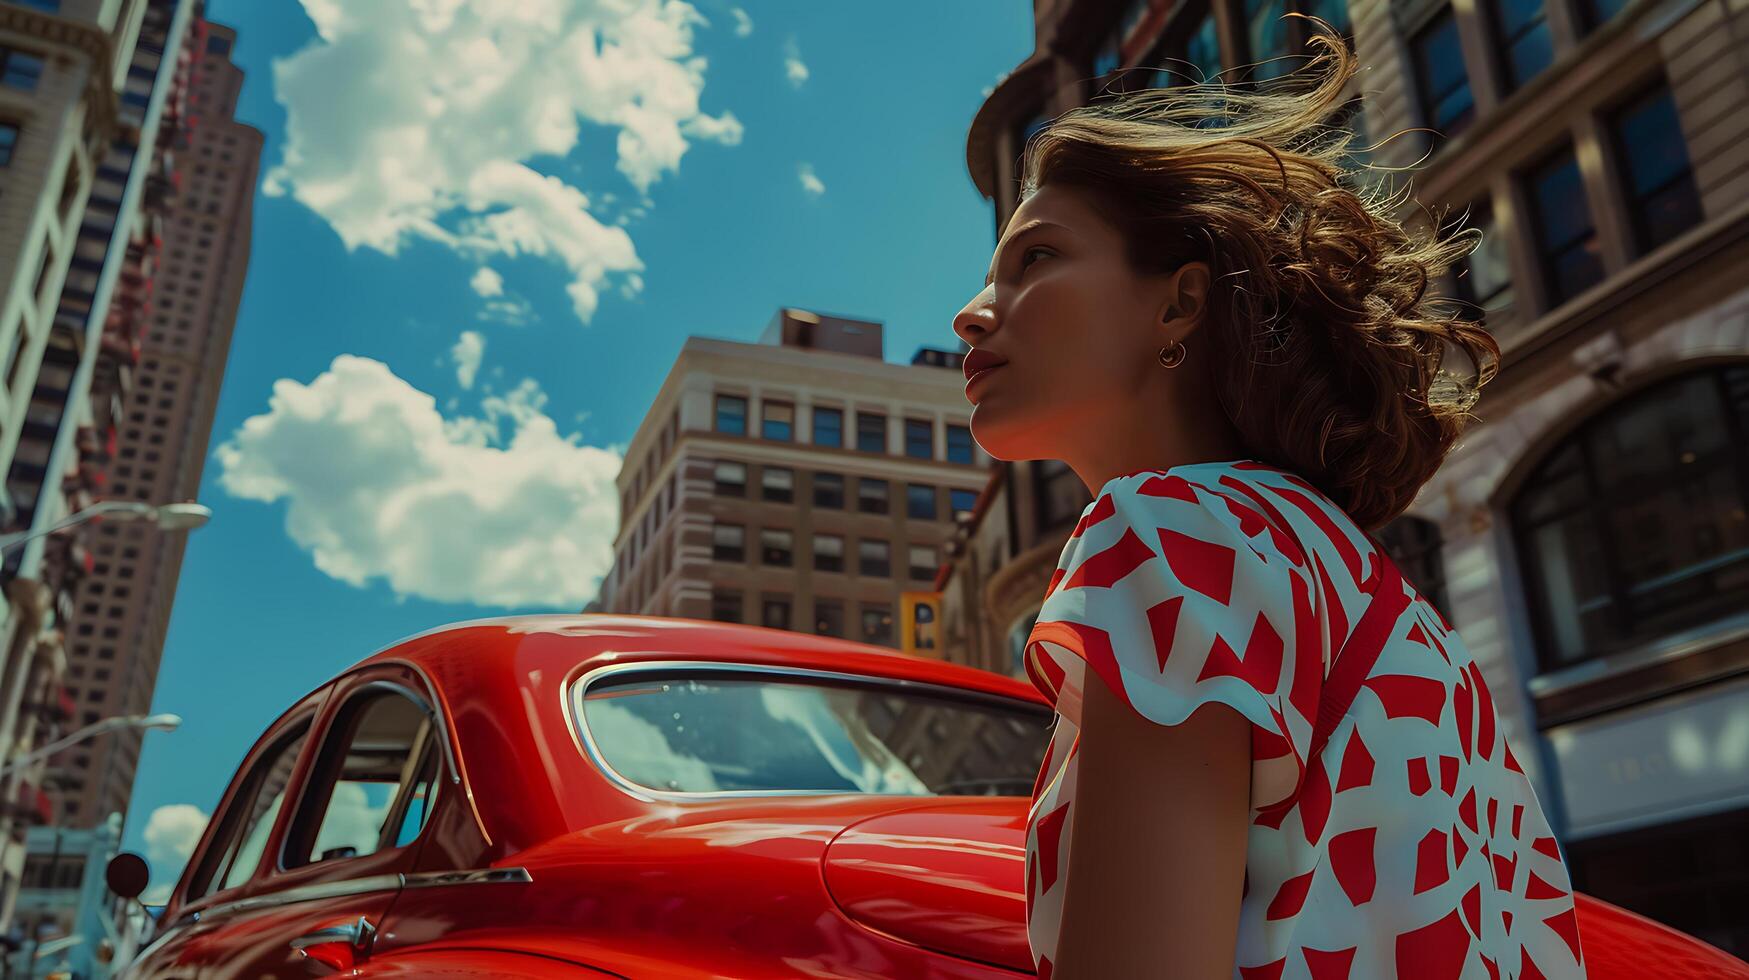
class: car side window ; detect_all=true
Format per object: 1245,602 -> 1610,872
282,686 -> 440,869
188,720 -> 312,901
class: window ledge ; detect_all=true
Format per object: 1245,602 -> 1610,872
1528,611 -> 1749,726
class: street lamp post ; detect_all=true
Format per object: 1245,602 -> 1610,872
0,715 -> 181,782
0,502 -> 211,556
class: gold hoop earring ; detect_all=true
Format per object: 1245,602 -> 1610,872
1157,342 -> 1186,369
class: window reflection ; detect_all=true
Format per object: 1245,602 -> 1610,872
581,674 -> 1050,797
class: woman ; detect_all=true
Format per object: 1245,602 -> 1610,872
951,23 -> 1584,980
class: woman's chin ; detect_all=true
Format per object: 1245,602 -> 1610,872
968,409 -> 1050,463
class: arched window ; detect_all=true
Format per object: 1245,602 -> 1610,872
1511,365 -> 1749,671
1378,514 -> 1450,620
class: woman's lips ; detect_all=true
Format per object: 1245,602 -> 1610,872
964,363 -> 1004,400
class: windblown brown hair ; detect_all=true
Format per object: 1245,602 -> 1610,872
1020,18 -> 1498,531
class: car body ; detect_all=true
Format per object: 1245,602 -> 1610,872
122,615 -> 1748,978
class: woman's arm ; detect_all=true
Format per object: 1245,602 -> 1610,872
1050,669 -> 1252,979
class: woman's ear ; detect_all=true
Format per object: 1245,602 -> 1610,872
1157,261 -> 1212,337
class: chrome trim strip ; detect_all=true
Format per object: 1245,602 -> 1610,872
402,867 -> 533,888
381,659 -> 463,787
570,659 -> 1050,804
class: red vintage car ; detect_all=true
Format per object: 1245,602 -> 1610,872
112,615 -> 1747,978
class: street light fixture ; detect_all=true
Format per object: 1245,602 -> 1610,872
0,714 -> 181,780
0,501 -> 211,555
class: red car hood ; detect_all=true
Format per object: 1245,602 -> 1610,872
817,798 -> 1749,979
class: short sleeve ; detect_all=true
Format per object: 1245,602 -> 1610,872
1023,470 -> 1327,814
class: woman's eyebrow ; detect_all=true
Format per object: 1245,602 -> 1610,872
985,220 -> 1069,286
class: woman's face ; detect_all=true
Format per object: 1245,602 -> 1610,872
952,182 -> 1201,468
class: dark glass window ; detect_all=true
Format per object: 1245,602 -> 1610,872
1511,366 -> 1749,670
760,529 -> 793,567
1034,459 -> 1089,532
282,690 -> 439,868
189,721 -> 311,899
946,424 -> 974,464
950,488 -> 979,519
814,472 -> 845,509
1487,0 -> 1553,93
813,534 -> 845,573
712,523 -> 745,563
909,544 -> 939,581
813,599 -> 846,637
1452,201 -> 1515,323
904,419 -> 934,460
1016,109 -> 1051,158
1,48 -> 45,91
1526,146 -> 1605,307
1610,82 -> 1702,256
710,589 -> 743,623
858,539 -> 891,578
1378,515 -> 1452,621
856,412 -> 887,453
206,34 -> 233,55
1246,0 -> 1293,81
907,484 -> 938,520
714,394 -> 747,436
813,407 -> 843,448
762,401 -> 794,441
858,478 -> 890,514
1578,0 -> 1629,32
860,605 -> 896,647
761,466 -> 794,503
0,123 -> 18,167
1411,9 -> 1475,139
761,596 -> 792,630
713,460 -> 746,497
1305,0 -> 1352,39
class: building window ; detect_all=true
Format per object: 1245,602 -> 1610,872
0,122 -> 20,166
813,472 -> 845,509
1510,365 -> 1749,670
909,544 -> 939,581
1034,460 -> 1088,531
812,406 -> 843,448
1,48 -> 45,91
945,424 -> 974,464
1486,0 -> 1553,93
1245,0 -> 1293,81
1451,201 -> 1515,327
761,466 -> 794,503
713,460 -> 746,497
1525,145 -> 1605,307
949,488 -> 979,519
714,394 -> 747,435
813,533 -> 845,573
1150,3 -> 1222,88
710,589 -> 743,623
761,596 -> 791,630
907,484 -> 938,520
1578,0 -> 1629,33
1378,515 -> 1451,620
813,599 -> 846,637
858,539 -> 891,578
1410,9 -> 1475,140
760,529 -> 793,567
904,418 -> 934,460
856,412 -> 886,453
1609,81 -> 1702,257
711,523 -> 745,563
761,400 -> 794,441
860,604 -> 895,647
858,478 -> 890,515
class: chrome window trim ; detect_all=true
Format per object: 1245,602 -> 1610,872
570,659 -> 1050,803
402,867 -> 534,888
161,868 -> 533,933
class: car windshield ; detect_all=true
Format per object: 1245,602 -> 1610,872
578,670 -> 1051,796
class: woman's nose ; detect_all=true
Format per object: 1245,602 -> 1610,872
952,288 -> 997,346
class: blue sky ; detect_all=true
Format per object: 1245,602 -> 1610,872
126,0 -> 1034,893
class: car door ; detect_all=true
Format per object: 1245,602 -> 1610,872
130,666 -> 448,978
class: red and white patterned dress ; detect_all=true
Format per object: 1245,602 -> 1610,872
1023,460 -> 1585,980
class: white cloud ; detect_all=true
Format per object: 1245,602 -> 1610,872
730,7 -> 752,36
261,1 -> 742,325
797,162 -> 824,197
142,804 -> 210,904
451,330 -> 484,389
783,36 -> 808,88
216,356 -> 622,608
470,267 -> 504,298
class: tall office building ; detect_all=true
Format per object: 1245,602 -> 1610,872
0,0 -> 199,928
597,309 -> 992,648
51,18 -> 257,830
952,0 -> 1749,953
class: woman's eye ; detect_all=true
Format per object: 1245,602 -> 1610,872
1021,246 -> 1052,269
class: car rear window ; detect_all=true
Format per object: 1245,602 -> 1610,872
577,670 -> 1051,796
